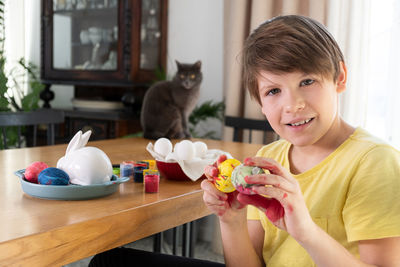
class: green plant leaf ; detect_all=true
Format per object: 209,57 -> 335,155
188,100 -> 225,139
189,100 -> 225,125
152,66 -> 167,83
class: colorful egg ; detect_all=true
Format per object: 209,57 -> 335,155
24,161 -> 49,183
214,158 -> 241,193
231,164 -> 264,194
38,167 -> 70,185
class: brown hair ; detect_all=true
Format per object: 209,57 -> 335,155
242,15 -> 345,104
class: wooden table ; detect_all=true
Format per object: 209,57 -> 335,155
0,137 -> 261,266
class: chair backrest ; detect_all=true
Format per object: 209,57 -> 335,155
0,109 -> 65,149
224,115 -> 275,144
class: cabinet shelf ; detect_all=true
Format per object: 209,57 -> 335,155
53,7 -> 118,17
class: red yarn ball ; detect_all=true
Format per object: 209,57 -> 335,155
25,161 -> 49,183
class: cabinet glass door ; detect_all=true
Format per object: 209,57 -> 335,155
140,0 -> 160,70
52,0 -> 119,71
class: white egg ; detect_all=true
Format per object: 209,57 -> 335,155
175,140 -> 195,161
193,141 -> 208,158
173,142 -> 180,153
154,138 -> 173,158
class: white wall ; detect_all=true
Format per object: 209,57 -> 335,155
167,0 -> 224,105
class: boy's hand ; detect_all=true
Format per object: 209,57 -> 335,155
203,154 -> 227,180
239,157 -> 315,242
201,155 -> 246,223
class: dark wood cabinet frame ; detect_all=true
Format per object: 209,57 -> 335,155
41,0 -> 168,87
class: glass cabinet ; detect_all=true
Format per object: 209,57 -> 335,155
41,0 -> 168,88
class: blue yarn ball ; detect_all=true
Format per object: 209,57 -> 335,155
38,167 -> 70,186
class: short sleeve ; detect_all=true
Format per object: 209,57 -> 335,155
343,145 -> 400,242
247,205 -> 261,220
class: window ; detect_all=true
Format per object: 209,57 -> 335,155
364,0 -> 400,148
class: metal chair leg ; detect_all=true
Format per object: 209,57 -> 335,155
172,227 -> 178,255
182,221 -> 196,257
182,223 -> 190,257
153,232 -> 163,253
189,221 -> 196,258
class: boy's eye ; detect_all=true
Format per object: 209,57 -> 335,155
267,88 -> 281,96
300,79 -> 314,86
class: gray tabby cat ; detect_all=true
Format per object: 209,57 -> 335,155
140,60 -> 202,139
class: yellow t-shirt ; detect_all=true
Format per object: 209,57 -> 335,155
247,128 -> 400,266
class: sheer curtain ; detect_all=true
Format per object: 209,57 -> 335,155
4,0 -> 41,99
363,0 -> 400,149
5,0 -> 41,68
332,0 -> 400,149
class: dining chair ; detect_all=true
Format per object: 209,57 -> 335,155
224,115 -> 276,144
0,109 -> 65,149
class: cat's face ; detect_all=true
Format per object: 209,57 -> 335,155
174,61 -> 203,90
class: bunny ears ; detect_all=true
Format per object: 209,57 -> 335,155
66,130 -> 92,155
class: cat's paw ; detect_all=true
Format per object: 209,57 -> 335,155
171,132 -> 187,139
184,130 -> 192,138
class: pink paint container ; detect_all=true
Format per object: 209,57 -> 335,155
144,170 -> 160,193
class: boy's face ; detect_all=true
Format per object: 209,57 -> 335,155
257,67 -> 346,147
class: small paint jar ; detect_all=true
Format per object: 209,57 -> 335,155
120,161 -> 134,179
112,167 -> 120,176
133,163 -> 147,183
142,159 -> 156,169
136,161 -> 149,169
144,170 -> 160,193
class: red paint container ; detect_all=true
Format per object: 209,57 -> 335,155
144,173 -> 160,193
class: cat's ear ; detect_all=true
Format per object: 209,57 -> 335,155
175,60 -> 182,69
194,60 -> 201,70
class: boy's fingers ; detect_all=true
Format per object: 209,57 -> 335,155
216,154 -> 228,166
204,165 -> 219,180
245,174 -> 295,192
244,157 -> 292,181
203,154 -> 228,181
201,179 -> 228,200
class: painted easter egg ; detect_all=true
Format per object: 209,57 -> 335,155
24,161 -> 49,183
38,167 -> 70,185
231,164 -> 264,195
214,158 -> 241,193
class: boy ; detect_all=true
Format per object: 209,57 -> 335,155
90,15 -> 400,267
202,15 -> 400,266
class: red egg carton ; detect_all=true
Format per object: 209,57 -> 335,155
156,160 -> 206,181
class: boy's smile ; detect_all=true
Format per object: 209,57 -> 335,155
257,67 -> 347,148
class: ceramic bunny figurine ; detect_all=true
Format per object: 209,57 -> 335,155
57,130 -> 113,185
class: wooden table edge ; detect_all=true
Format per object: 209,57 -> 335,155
0,189 -> 211,266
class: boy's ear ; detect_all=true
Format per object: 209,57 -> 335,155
336,61 -> 347,93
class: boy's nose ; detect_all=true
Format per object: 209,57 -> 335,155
284,95 -> 305,113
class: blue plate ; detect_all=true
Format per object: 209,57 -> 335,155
14,169 -> 130,200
